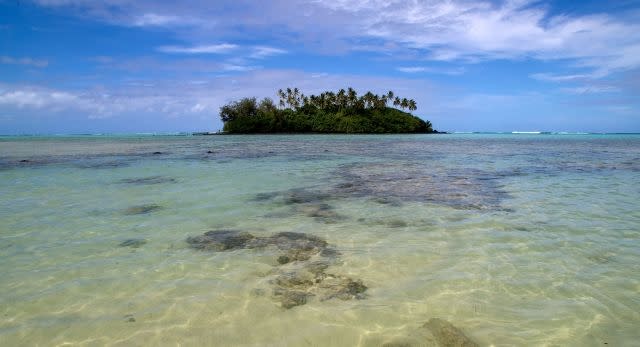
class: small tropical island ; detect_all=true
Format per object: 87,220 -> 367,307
218,88 -> 439,134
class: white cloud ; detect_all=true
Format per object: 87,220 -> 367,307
397,66 -> 464,75
0,70 -> 435,125
560,86 -> 620,94
397,67 -> 426,73
30,0 -> 640,78
530,73 -> 598,82
250,46 -> 288,59
1,56 -> 48,68
0,89 -> 80,109
221,64 -> 259,72
133,13 -> 183,26
157,43 -> 238,54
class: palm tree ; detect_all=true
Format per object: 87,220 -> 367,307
408,99 -> 417,111
387,90 -> 394,101
347,87 -> 357,108
400,98 -> 409,110
374,94 -> 386,109
361,92 -> 374,109
393,97 -> 401,107
336,89 -> 346,110
286,88 -> 293,108
277,89 -> 286,109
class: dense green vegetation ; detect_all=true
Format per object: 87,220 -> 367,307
219,88 -> 436,134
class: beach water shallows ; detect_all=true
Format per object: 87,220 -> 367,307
1,134 -> 639,346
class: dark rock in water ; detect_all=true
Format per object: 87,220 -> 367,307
186,230 -> 329,254
423,318 -> 479,347
335,182 -> 356,189
276,248 -> 320,264
123,204 -> 163,215
386,219 -> 408,228
277,255 -> 292,264
381,341 -> 415,347
319,247 -> 340,258
252,189 -> 345,222
268,232 -> 329,252
186,230 -> 256,251
76,160 -> 131,169
295,203 -> 345,223
207,150 -> 215,154
304,260 -> 331,275
318,274 -> 367,301
273,288 -> 311,309
119,176 -> 176,185
252,192 -> 279,201
274,271 -> 315,288
283,189 -> 331,205
152,151 -> 163,155
372,196 -> 403,207
19,159 -> 30,163
185,230 -> 366,308
328,162 -> 511,211
118,238 -> 147,248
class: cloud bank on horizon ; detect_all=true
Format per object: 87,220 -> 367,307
0,0 -> 639,133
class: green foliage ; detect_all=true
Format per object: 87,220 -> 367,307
220,88 -> 435,134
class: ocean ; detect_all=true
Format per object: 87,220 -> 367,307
1,133 -> 639,346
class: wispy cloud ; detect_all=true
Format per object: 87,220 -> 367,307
530,73 -> 598,82
397,67 -> 427,73
0,87 -> 92,111
0,70 -> 434,123
397,66 -> 464,75
30,0 -> 640,78
1,55 -> 48,68
250,46 -> 288,59
560,86 -> 620,94
133,13 -> 184,27
157,43 -> 238,54
221,63 -> 259,72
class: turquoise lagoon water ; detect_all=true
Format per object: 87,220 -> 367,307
0,134 -> 639,346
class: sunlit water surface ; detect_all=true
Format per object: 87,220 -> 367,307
1,134 -> 639,346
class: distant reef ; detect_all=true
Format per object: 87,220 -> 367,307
217,87 -> 439,134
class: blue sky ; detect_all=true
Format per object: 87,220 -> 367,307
1,0 -> 639,134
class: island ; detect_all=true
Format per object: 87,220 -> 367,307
218,88 -> 439,134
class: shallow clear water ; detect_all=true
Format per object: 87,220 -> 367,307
1,134 -> 639,346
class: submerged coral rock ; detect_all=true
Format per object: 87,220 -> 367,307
273,288 -> 312,309
274,271 -> 315,289
317,274 -> 367,301
252,189 -> 346,222
329,162 -> 511,211
423,318 -> 479,347
118,238 -> 147,248
277,249 -> 315,264
269,232 -> 328,251
283,189 -> 331,205
294,203 -> 345,223
380,340 -> 420,347
123,204 -> 163,215
186,230 -> 367,308
186,230 -> 255,251
386,219 -> 409,228
303,260 -> 331,275
118,176 -> 176,185
252,192 -> 280,201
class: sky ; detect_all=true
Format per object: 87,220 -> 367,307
1,0 -> 639,134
